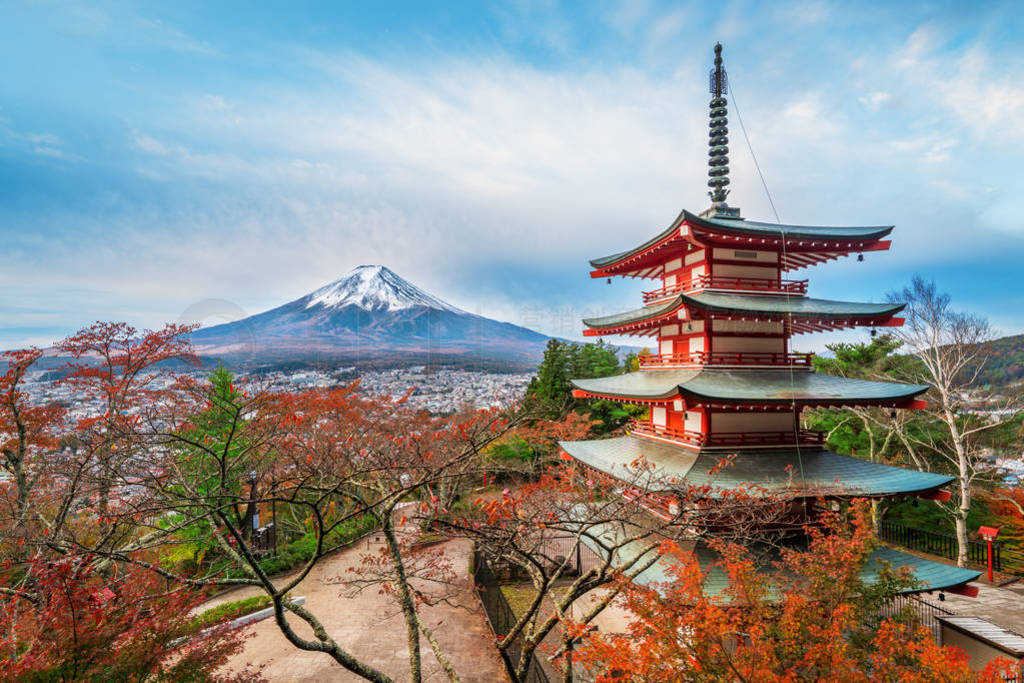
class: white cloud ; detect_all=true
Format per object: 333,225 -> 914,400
892,27 -> 1024,148
133,131 -> 168,155
6,22 -> 1024,348
858,91 -> 891,110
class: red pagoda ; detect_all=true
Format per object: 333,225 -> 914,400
560,43 -> 979,594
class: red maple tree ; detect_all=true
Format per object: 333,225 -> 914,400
0,348 -> 65,556
0,555 -> 262,681
570,501 -> 1016,682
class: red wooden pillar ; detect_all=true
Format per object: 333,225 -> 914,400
979,526 -> 1000,583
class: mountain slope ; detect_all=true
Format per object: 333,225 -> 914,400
190,265 -> 550,371
966,333 -> 1024,388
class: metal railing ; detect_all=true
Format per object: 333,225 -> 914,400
643,275 -> 808,303
472,549 -> 551,683
629,422 -> 825,448
879,520 -> 1001,571
638,350 -> 814,368
874,593 -> 957,644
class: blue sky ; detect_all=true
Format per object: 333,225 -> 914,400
3,0 -> 1024,352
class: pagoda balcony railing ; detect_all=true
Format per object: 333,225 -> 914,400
638,350 -> 814,368
643,275 -> 808,303
629,422 -> 826,448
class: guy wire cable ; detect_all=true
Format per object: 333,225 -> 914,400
729,77 -> 805,485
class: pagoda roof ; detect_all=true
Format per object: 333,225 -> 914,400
570,368 -> 929,406
590,209 -> 894,275
559,435 -> 952,497
641,543 -> 979,599
582,292 -> 904,335
577,521 -> 979,598
689,211 -> 894,241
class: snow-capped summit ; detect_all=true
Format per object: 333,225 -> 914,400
304,265 -> 464,314
189,264 -> 549,371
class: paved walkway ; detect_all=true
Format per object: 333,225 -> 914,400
939,580 -> 1024,634
207,534 -> 507,682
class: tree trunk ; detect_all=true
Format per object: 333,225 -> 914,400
954,511 -> 970,568
870,499 -> 882,535
948,409 -> 972,568
382,510 -> 422,683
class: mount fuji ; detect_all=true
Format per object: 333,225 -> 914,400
189,265 -> 551,371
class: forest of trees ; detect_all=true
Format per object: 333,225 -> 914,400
0,322 -> 1019,681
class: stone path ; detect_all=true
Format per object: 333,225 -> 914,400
207,534 -> 507,682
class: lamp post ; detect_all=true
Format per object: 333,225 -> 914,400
979,525 -> 1000,583
245,470 -> 258,543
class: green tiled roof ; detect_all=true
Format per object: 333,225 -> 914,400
582,292 -> 904,330
559,436 -> 953,496
571,368 -> 929,404
685,544 -> 980,598
689,210 -> 894,241
867,546 -> 981,592
590,209 -> 894,269
588,538 -> 979,599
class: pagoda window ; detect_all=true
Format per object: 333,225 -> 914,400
684,410 -> 703,432
712,263 -> 780,281
713,411 -> 795,432
651,406 -> 668,427
659,339 -> 674,356
684,249 -> 705,266
688,336 -> 705,353
714,320 -> 784,334
664,273 -> 677,289
665,257 -> 683,272
690,264 -> 707,287
661,324 -> 680,336
714,336 -> 784,354
712,248 -> 778,264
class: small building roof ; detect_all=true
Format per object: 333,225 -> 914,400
590,209 -> 894,272
571,368 -> 929,405
582,292 -> 904,333
559,435 -> 953,496
938,617 -> 1024,656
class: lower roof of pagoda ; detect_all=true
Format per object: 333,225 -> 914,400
589,209 -> 895,276
576,516 -> 979,598
582,291 -> 904,336
560,435 -> 952,497
638,542 -> 980,599
570,368 -> 929,406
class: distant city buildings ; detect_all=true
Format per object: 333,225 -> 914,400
20,365 -> 532,422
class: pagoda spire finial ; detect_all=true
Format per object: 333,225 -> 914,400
707,42 -> 732,208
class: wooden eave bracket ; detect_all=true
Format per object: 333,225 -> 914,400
917,488 -> 952,502
943,584 -> 980,598
571,388 -> 672,405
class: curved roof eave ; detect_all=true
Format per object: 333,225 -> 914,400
560,436 -> 954,497
582,293 -> 907,331
589,211 -> 686,269
570,369 -> 930,404
681,209 -> 895,241
589,210 -> 895,271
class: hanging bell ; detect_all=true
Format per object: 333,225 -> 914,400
607,278 -> 612,285
857,254 -> 864,262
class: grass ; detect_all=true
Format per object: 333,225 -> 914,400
500,584 -> 538,619
191,594 -> 274,631
217,513 -> 379,579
